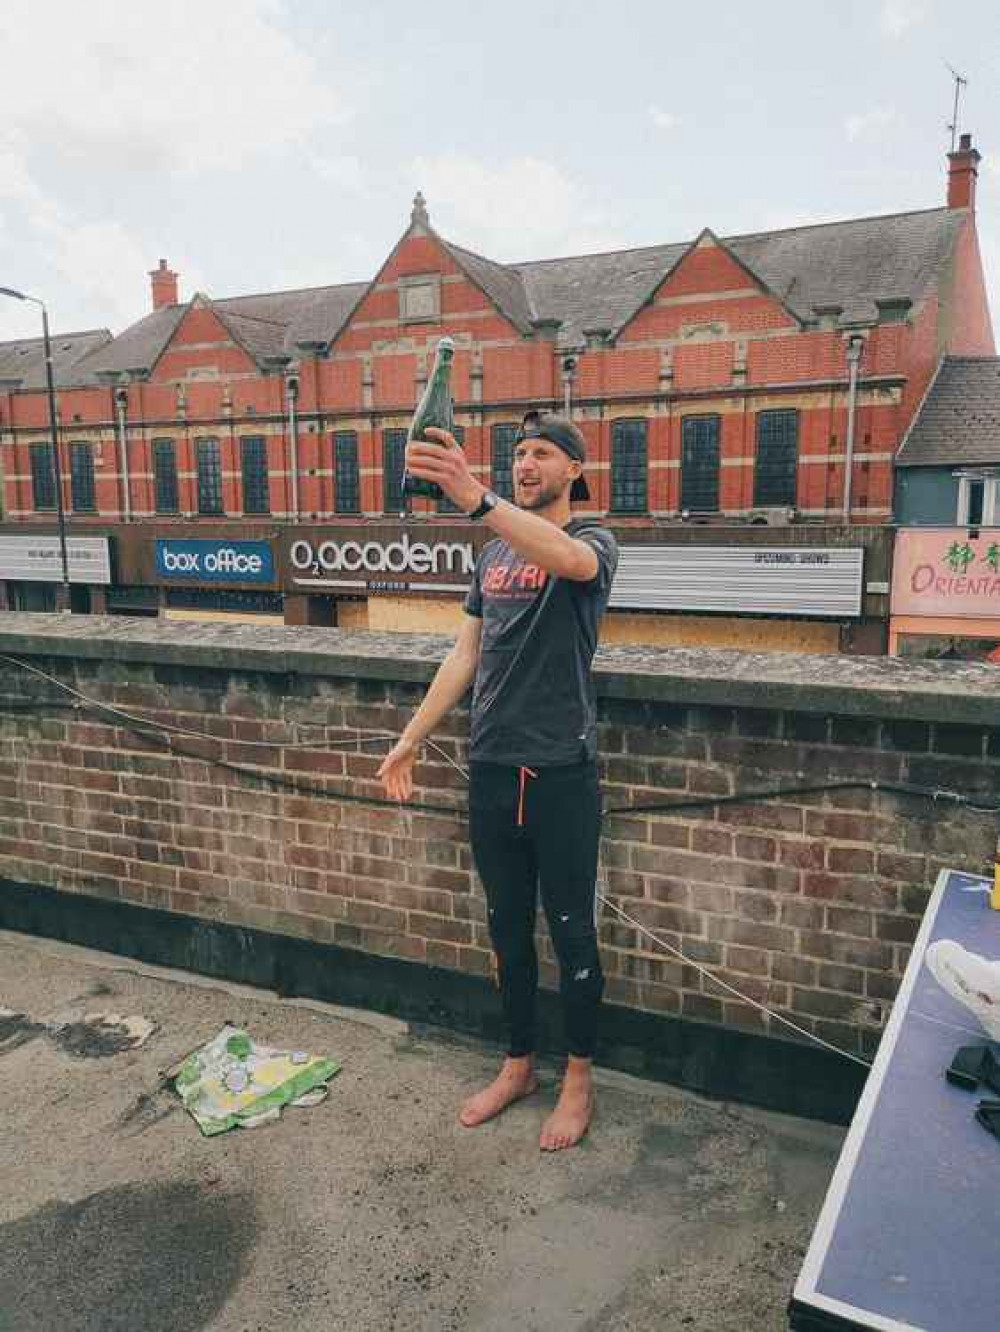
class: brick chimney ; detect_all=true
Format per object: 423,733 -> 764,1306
149,259 -> 179,310
947,133 -> 981,210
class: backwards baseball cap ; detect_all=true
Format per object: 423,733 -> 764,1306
517,411 -> 590,502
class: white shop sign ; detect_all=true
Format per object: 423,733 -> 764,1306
290,532 -> 475,593
0,535 -> 112,585
608,546 -> 864,618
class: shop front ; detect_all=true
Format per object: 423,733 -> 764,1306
279,522 -> 883,652
890,527 -> 1000,661
100,525 -> 283,625
154,537 -> 282,625
281,524 -> 481,631
0,517 -> 887,652
0,534 -> 112,614
605,542 -> 867,652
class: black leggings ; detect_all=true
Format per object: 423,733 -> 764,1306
468,760 -> 604,1059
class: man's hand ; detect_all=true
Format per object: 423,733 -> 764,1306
406,428 -> 484,513
378,618 -> 481,805
377,736 -> 419,803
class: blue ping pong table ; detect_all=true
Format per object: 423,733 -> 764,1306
790,868 -> 1000,1332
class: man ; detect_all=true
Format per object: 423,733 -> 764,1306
377,411 -> 618,1152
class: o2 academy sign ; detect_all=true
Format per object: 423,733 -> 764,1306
289,530 -> 476,594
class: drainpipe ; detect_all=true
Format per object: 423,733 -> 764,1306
842,335 -> 864,521
286,369 -> 300,521
114,385 -> 131,522
561,354 -> 578,415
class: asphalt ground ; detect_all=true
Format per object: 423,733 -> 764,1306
0,929 -> 844,1332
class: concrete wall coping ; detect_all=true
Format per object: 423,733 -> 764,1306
0,614 -> 997,725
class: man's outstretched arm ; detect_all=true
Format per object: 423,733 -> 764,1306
474,492 -> 597,582
407,431 -> 598,583
377,613 -> 482,802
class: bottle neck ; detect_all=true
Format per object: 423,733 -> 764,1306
428,355 -> 451,390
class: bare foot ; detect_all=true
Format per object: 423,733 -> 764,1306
540,1064 -> 593,1152
459,1056 -> 539,1128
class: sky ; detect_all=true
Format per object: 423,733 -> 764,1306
1,0 -> 999,343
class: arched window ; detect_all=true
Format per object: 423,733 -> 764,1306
437,425 -> 466,514
680,415 -> 721,513
333,431 -> 360,514
240,436 -> 270,515
195,437 -> 223,515
152,439 -> 179,514
69,442 -> 96,513
29,443 -> 56,511
754,409 -> 799,507
491,423 -> 518,501
382,428 -> 407,513
611,419 -> 648,514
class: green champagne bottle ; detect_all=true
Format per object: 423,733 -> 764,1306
403,337 -> 456,500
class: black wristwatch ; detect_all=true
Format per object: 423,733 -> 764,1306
467,489 -> 500,520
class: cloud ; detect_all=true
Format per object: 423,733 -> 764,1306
0,0 -> 343,340
309,154 -> 368,196
649,106 -> 681,132
409,154 -> 625,260
844,106 -> 901,142
1,0 -> 343,175
879,0 -> 928,37
0,114 -> 207,336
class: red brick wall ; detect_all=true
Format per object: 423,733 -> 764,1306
2,218 -> 993,526
945,215 -> 996,355
0,631 -> 996,1060
746,332 -> 843,383
154,307 -> 257,380
897,293 -> 941,432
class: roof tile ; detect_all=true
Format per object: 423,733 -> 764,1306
897,356 -> 1000,466
12,205 -> 965,381
0,329 -> 113,389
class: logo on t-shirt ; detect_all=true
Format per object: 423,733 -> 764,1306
481,560 -> 549,598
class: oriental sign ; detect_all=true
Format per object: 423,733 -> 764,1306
892,529 -> 1000,619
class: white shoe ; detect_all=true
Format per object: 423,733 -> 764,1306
926,940 -> 1000,1041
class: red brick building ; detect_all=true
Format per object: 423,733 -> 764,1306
0,137 -> 992,650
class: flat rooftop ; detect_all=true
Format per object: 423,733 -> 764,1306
0,930 -> 843,1332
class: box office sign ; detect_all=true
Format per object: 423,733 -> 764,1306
289,531 -> 476,594
892,528 -> 1000,619
608,546 -> 864,617
0,535 -> 111,584
155,539 -> 275,585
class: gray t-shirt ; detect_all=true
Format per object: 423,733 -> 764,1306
463,519 -> 618,767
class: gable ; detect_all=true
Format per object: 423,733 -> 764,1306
621,231 -> 799,343
331,227 -> 523,357
150,303 -> 258,381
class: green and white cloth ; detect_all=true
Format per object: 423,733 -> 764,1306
174,1025 -> 340,1136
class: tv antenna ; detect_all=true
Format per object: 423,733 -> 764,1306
945,62 -> 968,152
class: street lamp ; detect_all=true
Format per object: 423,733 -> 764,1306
0,286 -> 72,610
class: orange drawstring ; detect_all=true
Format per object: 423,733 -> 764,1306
516,766 -> 538,827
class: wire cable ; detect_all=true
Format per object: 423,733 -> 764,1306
0,653 -> 468,777
598,892 -> 872,1069
4,652 -> 998,1073
379,739 -> 870,1067
6,655 -> 997,817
